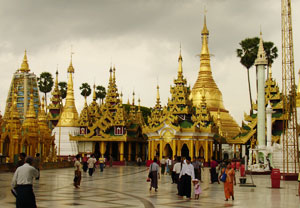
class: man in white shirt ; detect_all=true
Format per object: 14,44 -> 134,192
179,156 -> 195,199
87,154 -> 97,176
12,156 -> 39,208
173,156 -> 182,194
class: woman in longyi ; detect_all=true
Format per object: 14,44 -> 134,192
220,162 -> 236,201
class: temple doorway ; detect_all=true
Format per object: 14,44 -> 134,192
156,144 -> 160,158
181,144 -> 189,158
164,143 -> 172,158
199,146 -> 204,158
3,137 -> 10,156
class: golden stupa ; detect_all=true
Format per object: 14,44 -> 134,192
190,16 -> 240,138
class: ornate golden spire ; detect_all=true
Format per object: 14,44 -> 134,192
20,50 -> 30,73
113,66 -> 116,86
92,84 -> 97,101
67,52 -> 75,73
120,92 -> 123,104
57,58 -> 79,127
269,65 -> 272,79
138,97 -> 141,112
25,91 -> 36,119
38,96 -> 47,122
132,91 -> 135,105
155,85 -> 161,109
200,15 -> 210,72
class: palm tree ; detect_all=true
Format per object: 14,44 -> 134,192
236,37 -> 278,114
263,41 -> 278,79
38,72 -> 54,113
236,37 -> 259,114
79,83 -> 91,100
58,81 -> 67,99
96,85 -> 106,105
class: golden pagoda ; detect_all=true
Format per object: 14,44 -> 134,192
57,58 -> 79,127
70,67 -> 147,161
0,52 -> 55,162
4,51 -> 40,122
190,16 -> 240,139
47,70 -> 63,128
144,49 -> 221,163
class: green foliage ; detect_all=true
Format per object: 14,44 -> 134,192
58,82 -> 67,99
96,85 -> 106,103
122,104 -> 151,124
38,72 -> 54,94
236,37 -> 259,70
79,83 -> 91,98
38,72 -> 54,113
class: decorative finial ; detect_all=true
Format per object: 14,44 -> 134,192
67,47 -> 75,73
20,49 -> 30,73
255,30 -> 268,66
202,8 -> 209,35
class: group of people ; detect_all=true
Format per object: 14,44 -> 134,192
73,154 -> 111,188
11,152 -> 42,208
148,156 -> 236,201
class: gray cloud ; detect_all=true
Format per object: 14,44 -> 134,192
0,0 -> 299,124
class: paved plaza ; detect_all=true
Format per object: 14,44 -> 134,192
0,166 -> 299,208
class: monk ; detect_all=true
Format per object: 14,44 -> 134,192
220,162 -> 236,201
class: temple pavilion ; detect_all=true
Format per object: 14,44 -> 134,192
0,51 -> 55,163
70,67 -> 147,161
143,16 -> 238,163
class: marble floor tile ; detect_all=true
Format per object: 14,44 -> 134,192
0,166 -> 299,208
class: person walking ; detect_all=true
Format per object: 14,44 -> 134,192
173,156 -> 182,194
33,153 -> 41,180
12,156 -> 39,208
137,156 -> 142,167
210,157 -> 220,184
98,155 -> 105,172
160,156 -> 166,175
87,154 -> 96,176
179,156 -> 195,199
149,158 -> 160,192
220,162 -> 236,201
192,157 -> 200,181
74,154 -> 82,188
109,155 -> 113,167
82,154 -> 88,173
171,156 -> 177,184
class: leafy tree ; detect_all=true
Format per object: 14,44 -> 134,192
236,37 -> 278,114
96,85 -> 106,104
38,72 -> 54,113
79,83 -> 91,99
236,37 -> 259,114
58,81 -> 67,99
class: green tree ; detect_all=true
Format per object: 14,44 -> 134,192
236,37 -> 278,114
96,85 -> 106,104
58,81 -> 67,99
38,72 -> 54,113
263,41 -> 278,79
79,83 -> 91,99
236,37 -> 259,114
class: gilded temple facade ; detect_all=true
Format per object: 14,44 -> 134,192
0,52 -> 55,162
144,17 -> 238,162
70,67 -> 147,161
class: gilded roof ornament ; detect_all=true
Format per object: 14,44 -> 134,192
20,50 -> 30,73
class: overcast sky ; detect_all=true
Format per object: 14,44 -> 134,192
0,0 -> 300,124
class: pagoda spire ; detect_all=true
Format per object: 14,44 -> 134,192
92,84 -> 97,101
10,87 -> 20,120
25,91 -> 36,119
155,85 -> 161,109
57,56 -> 79,127
38,96 -> 47,123
138,97 -> 141,112
20,50 -> 30,73
200,14 -> 211,72
132,91 -> 135,106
